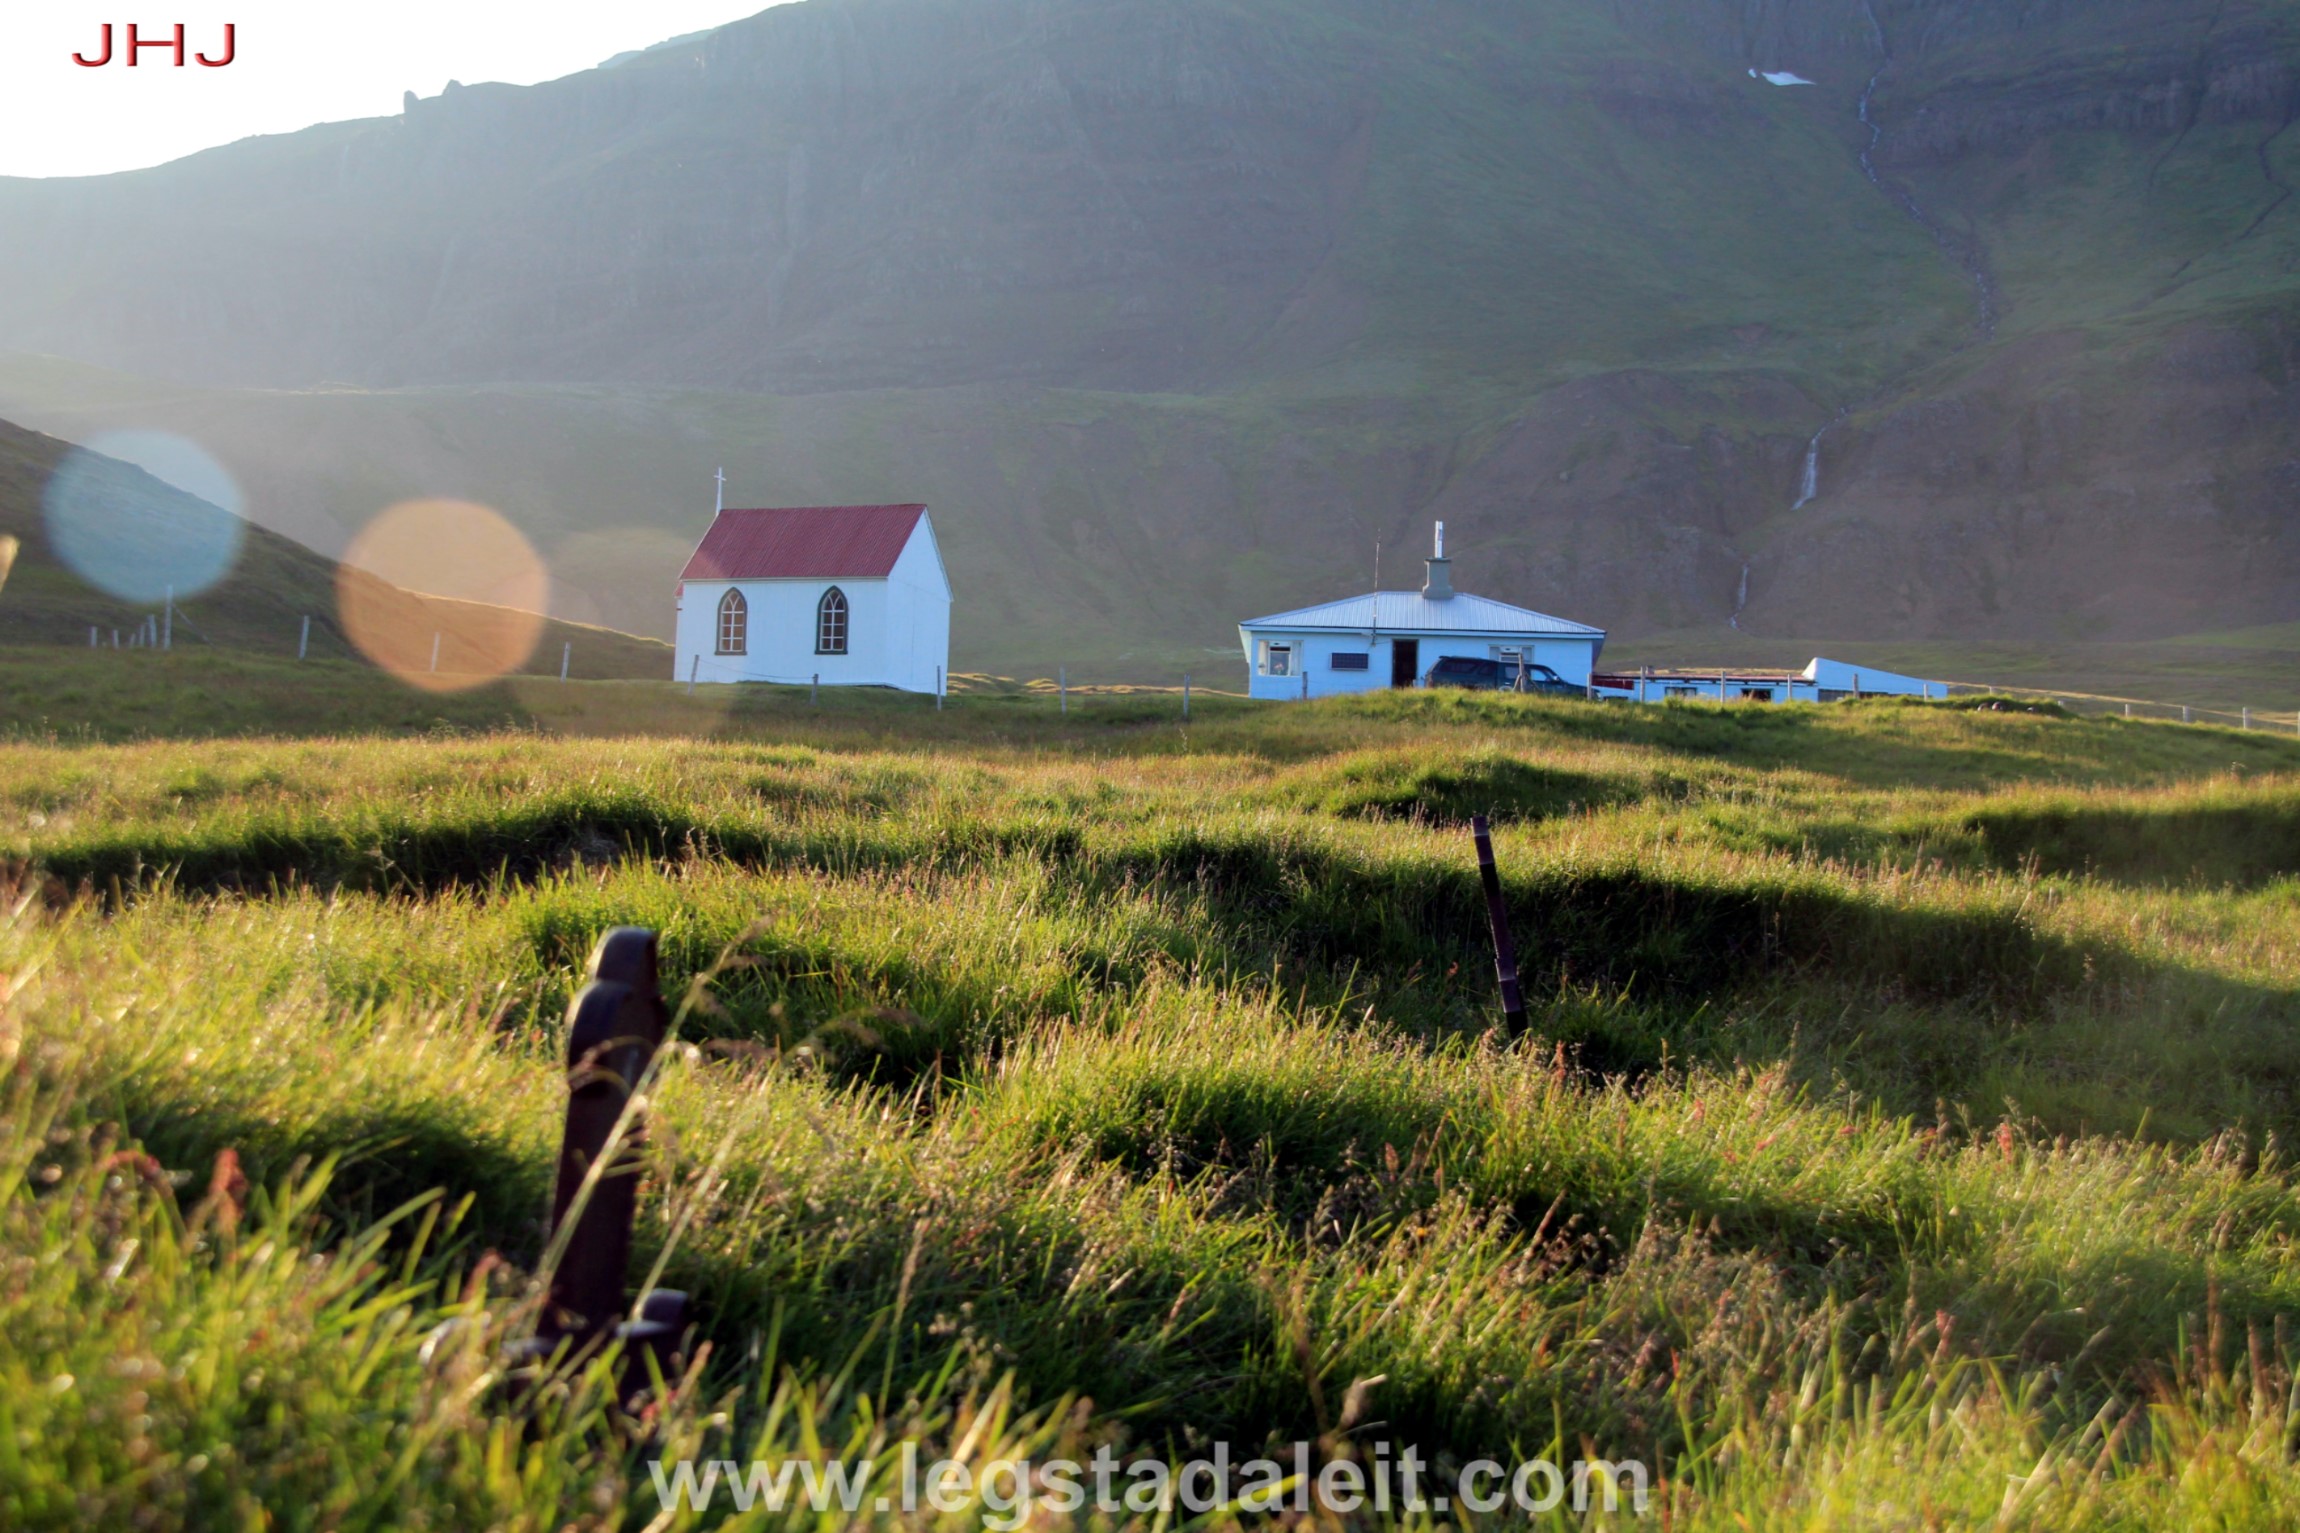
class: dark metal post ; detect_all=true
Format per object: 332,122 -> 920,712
1471,815 -> 1528,1035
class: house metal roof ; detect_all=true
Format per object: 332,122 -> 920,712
680,504 -> 927,581
1238,590 -> 1605,637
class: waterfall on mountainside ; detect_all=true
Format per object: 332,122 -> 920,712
1793,428 -> 1824,508
1729,561 -> 1751,628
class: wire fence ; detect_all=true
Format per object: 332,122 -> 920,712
57,629 -> 2293,732
1935,680 -> 2299,732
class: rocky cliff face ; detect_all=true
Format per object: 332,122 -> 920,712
0,0 -> 2295,656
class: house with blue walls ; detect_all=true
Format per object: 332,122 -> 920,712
1237,524 -> 1606,700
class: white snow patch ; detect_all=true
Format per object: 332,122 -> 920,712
1759,70 -> 1814,86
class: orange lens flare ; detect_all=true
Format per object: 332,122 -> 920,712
0,534 -> 17,596
337,499 -> 547,692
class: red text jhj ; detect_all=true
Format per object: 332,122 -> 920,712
74,24 -> 237,67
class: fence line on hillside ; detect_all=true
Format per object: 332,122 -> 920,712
56,636 -> 2288,731
955,671 -> 2293,733
1933,680 -> 2299,733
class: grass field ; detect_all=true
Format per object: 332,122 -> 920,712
7,661 -> 2300,1526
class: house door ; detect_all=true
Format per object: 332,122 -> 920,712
1390,638 -> 1419,688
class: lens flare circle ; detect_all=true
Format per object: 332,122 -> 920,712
337,499 -> 548,693
40,431 -> 247,603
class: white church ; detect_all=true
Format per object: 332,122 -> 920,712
674,499 -> 952,693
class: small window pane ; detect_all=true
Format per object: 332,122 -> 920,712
1269,645 -> 1291,676
1330,652 -> 1370,671
816,587 -> 849,654
716,589 -> 747,655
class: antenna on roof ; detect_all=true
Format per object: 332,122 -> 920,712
714,467 -> 725,515
1374,539 -> 1381,591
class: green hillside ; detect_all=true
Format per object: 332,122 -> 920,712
0,415 -> 669,679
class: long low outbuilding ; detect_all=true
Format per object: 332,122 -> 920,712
1591,657 -> 1941,703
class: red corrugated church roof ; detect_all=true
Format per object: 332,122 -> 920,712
680,504 -> 927,581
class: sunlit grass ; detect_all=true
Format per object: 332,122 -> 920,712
6,691 -> 2300,1523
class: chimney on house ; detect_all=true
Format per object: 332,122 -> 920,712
1422,520 -> 1454,600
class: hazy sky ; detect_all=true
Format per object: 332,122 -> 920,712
1,3 -> 790,179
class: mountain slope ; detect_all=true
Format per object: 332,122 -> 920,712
0,0 -> 1976,398
0,416 -> 669,678
0,0 -> 2295,665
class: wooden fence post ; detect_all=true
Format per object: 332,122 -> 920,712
529,927 -> 689,1396
1471,814 -> 1528,1036
1182,673 -> 1191,721
1060,666 -> 1068,714
561,642 -> 571,681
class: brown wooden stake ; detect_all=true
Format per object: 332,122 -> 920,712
543,928 -> 672,1351
1471,814 -> 1528,1035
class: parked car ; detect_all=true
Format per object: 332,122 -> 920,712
1422,656 -> 1581,695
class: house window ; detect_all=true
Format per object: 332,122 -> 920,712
716,589 -> 747,655
816,586 -> 849,654
1260,642 -> 1292,677
1330,651 -> 1370,671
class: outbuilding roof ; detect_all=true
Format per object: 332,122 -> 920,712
1238,590 -> 1605,637
680,504 -> 927,581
